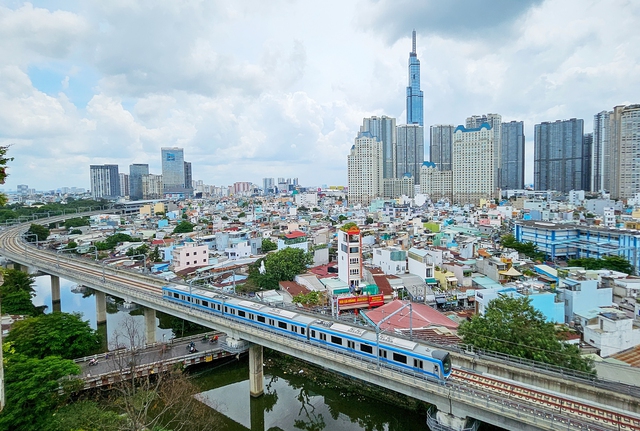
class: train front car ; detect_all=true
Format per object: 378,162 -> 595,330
431,350 -> 452,379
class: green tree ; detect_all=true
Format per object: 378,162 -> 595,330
6,312 -> 101,359
0,353 -> 81,431
292,291 -> 325,307
249,247 -> 313,289
500,234 -> 546,261
150,245 -> 162,262
25,223 -> 50,242
0,269 -> 42,316
261,238 -> 278,253
458,296 -> 593,373
50,401 -> 125,431
95,232 -> 140,250
0,145 -> 13,206
69,229 -> 83,235
365,216 -> 374,225
66,241 -> 78,250
568,256 -> 633,274
173,220 -> 195,234
338,215 -> 348,222
238,211 -> 246,218
126,243 -> 150,257
63,217 -> 90,229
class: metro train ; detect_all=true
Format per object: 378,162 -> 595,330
162,284 -> 452,380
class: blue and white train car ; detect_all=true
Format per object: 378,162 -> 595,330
162,284 -> 452,380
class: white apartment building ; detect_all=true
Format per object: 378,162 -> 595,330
348,132 -> 383,206
294,192 -> 318,208
337,224 -> 362,289
383,175 -> 415,199
171,240 -> 209,273
407,247 -> 436,281
583,309 -> 640,357
142,174 -> 164,200
372,247 -> 407,275
453,123 -> 496,205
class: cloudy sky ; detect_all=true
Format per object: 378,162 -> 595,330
1,0 -> 639,191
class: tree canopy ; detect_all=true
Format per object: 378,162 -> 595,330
173,220 -> 195,234
95,232 -> 141,250
25,223 -> 50,242
567,256 -> 633,274
261,238 -> 278,253
0,145 -> 13,206
249,247 -> 313,289
0,352 -> 81,431
458,296 -> 593,373
0,269 -> 43,316
63,217 -> 90,230
6,312 -> 101,359
500,234 -> 546,261
292,290 -> 325,307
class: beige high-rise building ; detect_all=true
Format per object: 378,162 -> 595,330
609,104 -> 640,199
142,174 -> 163,200
348,132 -> 383,206
383,175 -> 415,199
466,113 -> 502,189
420,162 -> 452,202
453,124 -> 496,205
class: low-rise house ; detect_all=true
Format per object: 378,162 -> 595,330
583,308 -> 640,357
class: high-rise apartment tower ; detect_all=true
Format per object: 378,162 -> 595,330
360,116 -> 397,178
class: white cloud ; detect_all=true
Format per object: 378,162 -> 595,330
0,0 -> 639,190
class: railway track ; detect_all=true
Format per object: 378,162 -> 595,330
3,221 -> 640,431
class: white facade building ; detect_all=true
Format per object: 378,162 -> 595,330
407,247 -> 436,281
348,132 -> 383,206
337,225 -> 362,289
420,162 -> 453,202
372,247 -> 407,275
295,192 -> 318,208
583,310 -> 640,357
559,276 -> 613,324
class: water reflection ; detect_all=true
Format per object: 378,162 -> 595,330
31,275 -> 172,348
197,359 -> 426,431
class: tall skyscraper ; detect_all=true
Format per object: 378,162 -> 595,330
396,124 -> 424,185
406,30 -> 423,126
534,119 -> 586,193
129,163 -> 149,201
361,116 -> 397,178
263,178 -> 275,195
347,132 -> 383,205
582,133 -> 592,193
429,125 -> 454,171
142,174 -> 163,200
161,147 -> 187,196
608,104 -> 640,199
466,114 -> 502,189
90,164 -> 120,200
500,121 -> 525,190
592,111 -> 611,193
453,124 -> 495,204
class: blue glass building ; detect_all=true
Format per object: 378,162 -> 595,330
406,30 -> 423,126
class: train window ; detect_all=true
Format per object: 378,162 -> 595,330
320,333 -> 327,341
379,349 -> 387,359
360,344 -> 373,354
301,328 -> 305,335
224,306 -> 228,313
413,359 -> 423,368
347,340 -> 355,349
257,316 -> 265,323
202,300 -> 208,307
331,336 -> 342,345
311,330 -> 316,338
173,293 -> 179,299
249,313 -> 254,320
216,304 -> 221,311
278,321 -> 287,329
393,353 -> 407,364
237,310 -> 246,318
269,319 -> 275,326
292,326 -> 298,333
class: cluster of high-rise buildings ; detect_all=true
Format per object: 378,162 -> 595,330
348,31 -> 640,206
90,147 -> 192,201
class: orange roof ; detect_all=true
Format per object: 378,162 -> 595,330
364,300 -> 459,331
284,230 -> 306,239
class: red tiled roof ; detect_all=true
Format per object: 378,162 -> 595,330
308,262 -> 338,279
279,281 -> 310,297
284,230 -> 306,239
364,300 -> 459,331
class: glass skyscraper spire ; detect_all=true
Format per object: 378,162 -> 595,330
406,30 -> 423,126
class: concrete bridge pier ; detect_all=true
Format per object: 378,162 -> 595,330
249,344 -> 264,398
95,291 -> 107,325
144,307 -> 156,344
51,275 -> 61,313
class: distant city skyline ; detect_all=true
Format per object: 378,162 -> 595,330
1,1 -> 639,190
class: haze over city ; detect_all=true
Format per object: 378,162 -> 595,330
1,0 -> 639,190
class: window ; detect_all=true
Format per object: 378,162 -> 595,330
202,300 -> 208,307
257,315 -> 265,323
278,321 -> 287,330
360,344 -> 373,354
320,333 -> 327,341
237,310 -> 246,318
311,330 -> 316,338
379,349 -> 387,359
347,340 -> 355,349
224,306 -> 228,313
331,336 -> 342,345
413,359 -> 423,368
301,328 -> 305,335
269,319 -> 275,326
